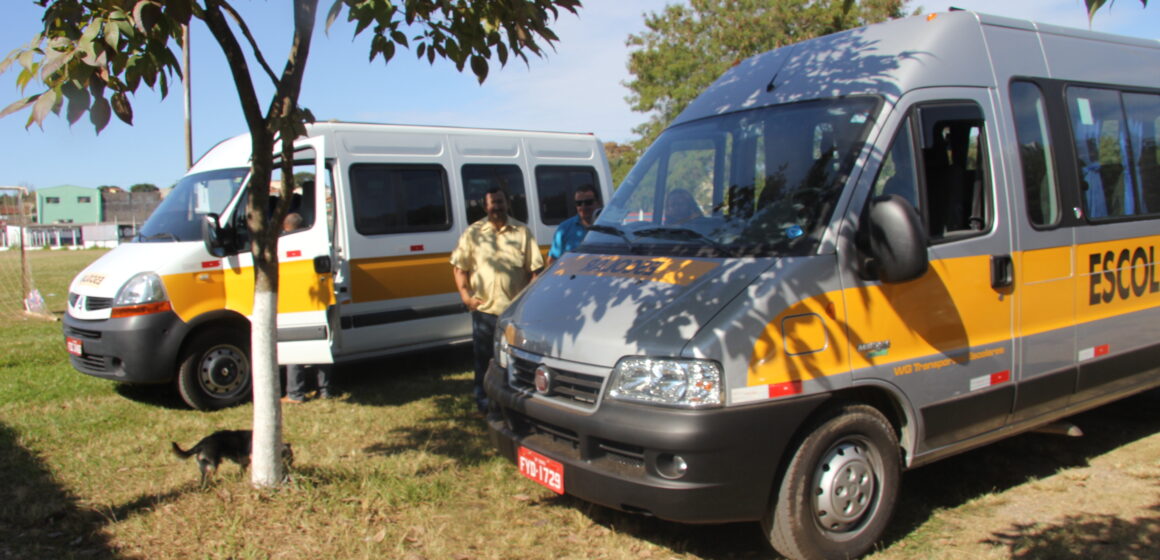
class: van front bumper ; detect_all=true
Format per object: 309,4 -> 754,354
484,360 -> 828,523
63,310 -> 188,384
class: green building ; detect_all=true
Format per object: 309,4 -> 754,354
37,185 -> 102,224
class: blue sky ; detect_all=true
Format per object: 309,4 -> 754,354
1,0 -> 1157,191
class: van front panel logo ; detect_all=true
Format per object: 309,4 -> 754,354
553,254 -> 718,286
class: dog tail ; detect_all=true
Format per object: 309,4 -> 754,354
171,442 -> 196,459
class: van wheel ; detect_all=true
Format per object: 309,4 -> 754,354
763,404 -> 900,560
177,329 -> 251,411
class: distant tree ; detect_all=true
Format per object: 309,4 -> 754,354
624,0 -> 908,152
130,183 -> 159,193
1086,0 -> 1148,20
97,185 -> 123,194
603,141 -> 636,187
3,0 -> 580,488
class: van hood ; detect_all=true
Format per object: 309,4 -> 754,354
502,253 -> 770,367
68,242 -> 211,299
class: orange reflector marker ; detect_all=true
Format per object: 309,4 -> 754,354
110,301 -> 173,318
927,13 -> 938,22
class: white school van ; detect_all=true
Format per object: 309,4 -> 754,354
485,11 -> 1160,560
63,122 -> 612,410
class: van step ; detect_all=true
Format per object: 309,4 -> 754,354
1033,421 -> 1083,437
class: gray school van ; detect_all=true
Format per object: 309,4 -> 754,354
484,10 -> 1160,560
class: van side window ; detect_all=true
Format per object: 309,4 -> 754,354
918,104 -> 991,240
1067,87 -> 1153,220
349,164 -> 452,235
272,156 -> 318,236
1123,92 -> 1160,214
1011,81 -> 1061,227
868,103 -> 991,242
461,164 -> 528,225
535,166 -> 600,225
872,121 -> 920,209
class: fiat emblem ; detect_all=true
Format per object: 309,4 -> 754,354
534,365 -> 554,395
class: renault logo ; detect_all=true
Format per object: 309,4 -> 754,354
534,365 -> 554,395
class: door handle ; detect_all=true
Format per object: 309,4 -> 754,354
991,254 -> 1013,289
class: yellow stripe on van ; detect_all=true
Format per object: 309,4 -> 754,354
351,245 -> 550,304
747,235 -> 1160,391
749,254 -> 1011,387
163,268 -> 227,323
165,259 -> 334,320
350,253 -> 458,303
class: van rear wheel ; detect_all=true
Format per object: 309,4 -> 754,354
177,329 -> 251,411
763,404 -> 900,560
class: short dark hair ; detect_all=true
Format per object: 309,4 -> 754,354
574,184 -> 598,200
483,186 -> 508,203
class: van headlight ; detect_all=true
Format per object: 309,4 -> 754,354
114,272 -> 168,306
494,335 -> 510,369
608,357 -> 723,408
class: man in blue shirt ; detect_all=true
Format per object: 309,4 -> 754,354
547,184 -> 601,267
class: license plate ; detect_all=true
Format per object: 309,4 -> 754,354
517,446 -> 564,494
66,337 -> 83,356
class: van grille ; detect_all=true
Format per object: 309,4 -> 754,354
510,354 -> 603,407
68,293 -> 113,311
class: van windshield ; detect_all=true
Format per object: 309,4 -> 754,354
590,97 -> 879,257
137,167 -> 249,242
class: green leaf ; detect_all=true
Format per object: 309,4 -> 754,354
90,95 -> 111,133
105,21 -> 121,50
163,0 -> 193,26
133,1 -> 163,34
111,91 -> 133,125
30,89 -> 57,128
325,0 -> 345,33
470,55 -> 488,84
64,86 -> 91,125
0,95 -> 36,120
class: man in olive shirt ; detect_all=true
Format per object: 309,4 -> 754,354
451,187 -> 543,413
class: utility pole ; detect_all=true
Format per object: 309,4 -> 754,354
183,24 -> 193,170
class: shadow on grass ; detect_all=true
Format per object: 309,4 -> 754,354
0,422 -> 118,559
527,389 -> 1160,560
337,345 -> 474,408
113,382 -> 189,410
983,510 -> 1160,559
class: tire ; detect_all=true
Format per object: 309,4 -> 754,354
763,404 -> 901,560
176,328 -> 252,411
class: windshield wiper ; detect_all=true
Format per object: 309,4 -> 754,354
587,224 -> 637,253
137,232 -> 179,242
634,226 -> 737,258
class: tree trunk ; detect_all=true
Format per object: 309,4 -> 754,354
250,265 -> 283,487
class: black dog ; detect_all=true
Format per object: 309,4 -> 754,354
171,430 -> 293,486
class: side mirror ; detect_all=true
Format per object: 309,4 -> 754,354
201,213 -> 232,258
862,195 -> 928,283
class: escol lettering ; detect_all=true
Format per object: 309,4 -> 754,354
582,257 -> 663,276
1088,246 -> 1160,305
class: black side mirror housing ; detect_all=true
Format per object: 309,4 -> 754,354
862,195 -> 929,283
202,213 -> 234,258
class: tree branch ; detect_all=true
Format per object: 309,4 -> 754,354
217,0 -> 282,87
200,0 -> 266,135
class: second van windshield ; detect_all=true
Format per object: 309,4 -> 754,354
590,97 -> 879,258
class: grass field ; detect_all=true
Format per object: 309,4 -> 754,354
1,248 -> 1158,559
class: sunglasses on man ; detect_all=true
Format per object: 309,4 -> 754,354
575,198 -> 597,207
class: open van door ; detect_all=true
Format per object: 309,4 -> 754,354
273,138 -> 337,365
